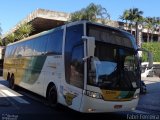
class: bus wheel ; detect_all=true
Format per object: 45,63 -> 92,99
9,74 -> 15,90
7,73 -> 11,81
47,86 -> 58,108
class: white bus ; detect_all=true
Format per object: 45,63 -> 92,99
3,20 -> 152,113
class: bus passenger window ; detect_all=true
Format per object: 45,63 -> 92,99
46,29 -> 63,55
34,36 -> 47,56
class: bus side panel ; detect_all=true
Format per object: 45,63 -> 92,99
15,57 -> 31,85
3,58 -> 15,80
43,55 -> 64,97
18,55 -> 47,96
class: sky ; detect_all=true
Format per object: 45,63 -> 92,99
0,0 -> 160,34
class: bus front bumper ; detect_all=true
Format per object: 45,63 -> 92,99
79,95 -> 139,113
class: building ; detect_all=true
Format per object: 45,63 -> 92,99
3,9 -> 70,37
2,8 -> 160,43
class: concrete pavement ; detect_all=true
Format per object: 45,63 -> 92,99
0,78 -> 12,107
0,76 -> 160,115
137,77 -> 160,113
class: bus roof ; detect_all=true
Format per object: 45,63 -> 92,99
7,20 -> 135,47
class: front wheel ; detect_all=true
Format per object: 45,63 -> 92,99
47,86 -> 58,108
9,74 -> 15,90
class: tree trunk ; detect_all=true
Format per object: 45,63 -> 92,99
151,31 -> 153,42
147,33 -> 150,42
130,24 -> 133,35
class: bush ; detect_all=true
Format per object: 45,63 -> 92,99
142,42 -> 160,62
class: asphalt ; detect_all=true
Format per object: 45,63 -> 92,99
0,79 -> 12,107
0,76 -> 160,114
137,76 -> 160,113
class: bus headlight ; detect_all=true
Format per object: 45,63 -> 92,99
84,90 -> 103,99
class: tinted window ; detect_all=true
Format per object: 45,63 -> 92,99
70,45 -> 84,88
46,29 -> 63,55
24,40 -> 35,56
65,24 -> 84,85
15,42 -> 25,57
34,35 -> 48,55
10,45 -> 16,57
5,46 -> 11,58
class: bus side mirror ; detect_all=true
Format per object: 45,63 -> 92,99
82,36 -> 95,57
147,52 -> 153,68
138,48 -> 153,69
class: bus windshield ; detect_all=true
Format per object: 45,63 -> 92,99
88,42 -> 140,90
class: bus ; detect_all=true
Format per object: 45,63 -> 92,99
3,20 -> 152,113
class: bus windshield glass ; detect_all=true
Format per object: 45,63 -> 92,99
87,24 -> 140,90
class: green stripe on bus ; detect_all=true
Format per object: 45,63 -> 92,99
23,56 -> 47,84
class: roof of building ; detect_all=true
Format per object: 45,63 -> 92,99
3,8 -> 70,38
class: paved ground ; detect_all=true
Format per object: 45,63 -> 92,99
0,76 -> 160,120
137,76 -> 160,114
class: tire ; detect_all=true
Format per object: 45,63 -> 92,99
7,73 -> 10,81
9,74 -> 15,90
140,81 -> 147,94
47,86 -> 58,108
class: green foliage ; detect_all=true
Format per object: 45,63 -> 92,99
4,22 -> 34,45
144,17 -> 160,42
142,42 -> 160,62
120,8 -> 144,24
70,3 -> 110,23
6,33 -> 16,44
16,22 -> 34,40
0,37 -> 3,46
120,10 -> 130,23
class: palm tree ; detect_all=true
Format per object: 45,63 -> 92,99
144,17 -> 160,42
5,33 -> 16,44
4,22 -> 34,45
144,17 -> 152,42
150,17 -> 157,42
70,3 -> 110,24
127,8 -> 143,34
0,24 -> 2,46
120,10 -> 130,29
0,37 -> 3,46
157,17 -> 160,41
16,22 -> 34,40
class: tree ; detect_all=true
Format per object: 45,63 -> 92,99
153,17 -> 160,41
119,10 -> 130,29
70,3 -> 110,24
0,36 -> 3,46
144,17 -> 152,42
144,17 -> 160,42
5,33 -> 16,45
128,8 -> 143,34
142,42 -> 160,62
4,22 -> 34,45
16,22 -> 34,40
120,8 -> 143,34
0,24 -> 3,46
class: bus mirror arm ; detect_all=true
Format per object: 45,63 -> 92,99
82,36 -> 95,57
137,48 -> 153,69
83,56 -> 93,62
83,56 -> 90,61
